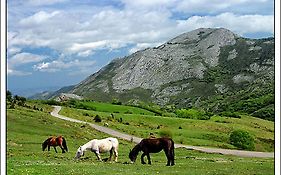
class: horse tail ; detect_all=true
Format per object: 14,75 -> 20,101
42,137 -> 51,151
62,137 -> 68,152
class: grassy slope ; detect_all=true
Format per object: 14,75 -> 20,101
59,101 -> 274,152
7,103 -> 274,175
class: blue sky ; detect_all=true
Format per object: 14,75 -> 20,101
7,0 -> 274,96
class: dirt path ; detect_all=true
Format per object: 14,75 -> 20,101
50,106 -> 274,158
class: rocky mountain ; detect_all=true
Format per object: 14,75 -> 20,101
29,85 -> 75,100
49,28 -> 274,119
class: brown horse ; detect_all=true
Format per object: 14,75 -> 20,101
42,136 -> 68,153
129,137 -> 175,166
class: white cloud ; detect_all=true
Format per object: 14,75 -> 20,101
7,52 -> 47,76
27,0 -> 68,6
8,47 -> 22,55
19,11 -> 61,26
9,7 -> 273,59
121,0 -> 176,9
7,68 -> 32,76
175,0 -> 272,14
77,50 -> 95,57
176,13 -> 274,36
129,42 -> 162,54
7,1 -> 274,78
9,52 -> 47,66
33,59 -> 96,73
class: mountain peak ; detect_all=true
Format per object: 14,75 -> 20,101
64,28 -> 273,108
168,27 -> 237,45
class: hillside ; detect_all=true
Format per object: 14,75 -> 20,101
51,28 -> 274,119
7,102 -> 274,174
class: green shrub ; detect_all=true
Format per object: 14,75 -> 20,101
124,110 -> 133,114
94,115 -> 102,122
220,111 -> 241,118
252,108 -> 274,121
112,98 -> 122,105
229,130 -> 255,150
175,108 -> 211,120
162,112 -> 177,118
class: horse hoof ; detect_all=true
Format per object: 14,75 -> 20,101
141,162 -> 146,164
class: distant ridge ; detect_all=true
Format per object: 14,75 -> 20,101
40,28 -> 274,120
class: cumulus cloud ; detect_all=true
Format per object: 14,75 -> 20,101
19,11 -> 61,26
7,52 -> 47,76
9,52 -> 47,66
33,59 -> 96,73
129,42 -> 162,54
7,0 -> 274,76
68,40 -> 126,53
7,68 -> 32,76
176,13 -> 274,36
8,47 -> 22,55
9,7 -> 274,57
26,0 -> 68,6
174,0 -> 272,14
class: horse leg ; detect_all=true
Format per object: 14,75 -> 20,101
171,148 -> 175,166
147,153 -> 151,165
94,151 -> 102,161
48,145 -> 50,151
141,153 -> 146,164
113,148 -> 118,162
54,146 -> 58,153
108,149 -> 113,161
59,145 -> 65,153
164,149 -> 171,166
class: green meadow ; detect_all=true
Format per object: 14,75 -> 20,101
59,101 -> 274,152
7,101 -> 274,175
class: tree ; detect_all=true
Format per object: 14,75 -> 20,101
229,130 -> 255,150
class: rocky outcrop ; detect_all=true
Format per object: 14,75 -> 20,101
67,28 -> 274,107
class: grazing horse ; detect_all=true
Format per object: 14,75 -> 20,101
42,136 -> 68,153
129,137 -> 175,166
74,137 -> 119,162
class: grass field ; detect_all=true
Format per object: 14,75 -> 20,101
58,101 -> 274,152
6,102 -> 274,175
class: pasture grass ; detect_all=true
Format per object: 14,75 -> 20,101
67,100 -> 156,115
60,104 -> 274,152
7,103 -> 274,175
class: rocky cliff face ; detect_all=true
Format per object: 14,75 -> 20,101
69,28 -> 274,108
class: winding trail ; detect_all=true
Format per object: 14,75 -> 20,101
50,106 -> 274,158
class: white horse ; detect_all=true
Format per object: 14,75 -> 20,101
74,137 -> 119,162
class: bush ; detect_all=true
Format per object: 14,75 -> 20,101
159,129 -> 173,138
175,108 -> 211,120
229,130 -> 255,150
220,111 -> 241,118
112,98 -> 122,105
162,112 -> 177,118
252,108 -> 274,121
124,110 -> 133,114
94,115 -> 102,122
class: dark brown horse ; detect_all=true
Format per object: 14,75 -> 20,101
129,137 -> 175,166
42,136 -> 68,153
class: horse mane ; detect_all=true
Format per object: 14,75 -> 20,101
130,143 -> 141,157
42,137 -> 52,151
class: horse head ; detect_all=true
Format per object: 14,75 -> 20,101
129,146 -> 139,163
42,137 -> 51,151
74,146 -> 84,159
